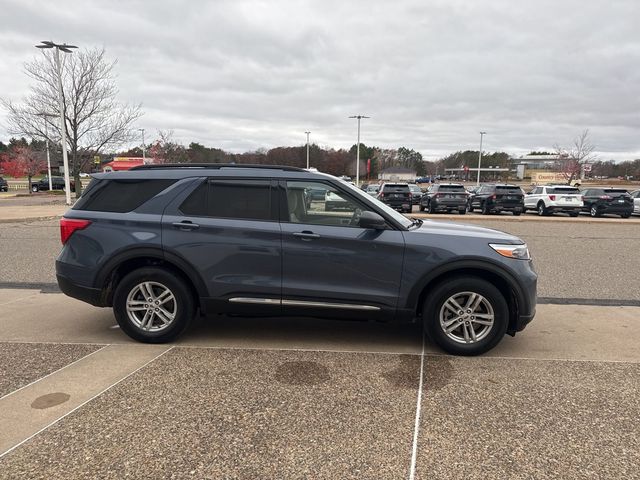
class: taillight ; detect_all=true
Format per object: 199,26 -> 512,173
408,193 -> 412,199
379,192 -> 385,198
60,218 -> 91,244
434,193 -> 442,198
490,194 -> 496,200
549,195 -> 556,201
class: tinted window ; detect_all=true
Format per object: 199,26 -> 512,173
496,186 -> 523,194
548,187 -> 580,194
181,179 -> 272,221
439,185 -> 465,192
603,189 -> 629,196
75,179 -> 176,213
382,184 -> 410,192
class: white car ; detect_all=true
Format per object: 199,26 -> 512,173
631,190 -> 640,215
524,185 -> 583,216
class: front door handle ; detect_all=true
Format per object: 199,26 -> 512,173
293,231 -> 320,240
173,221 -> 200,231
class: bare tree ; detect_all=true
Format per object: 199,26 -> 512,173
554,129 -> 597,185
148,130 -> 188,164
2,47 -> 143,195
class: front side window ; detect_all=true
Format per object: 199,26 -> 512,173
180,179 -> 272,221
285,181 -> 364,227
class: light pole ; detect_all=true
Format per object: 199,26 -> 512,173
36,41 -> 77,205
349,115 -> 370,186
304,131 -> 311,169
36,112 -> 56,191
138,128 -> 146,163
476,131 -> 486,186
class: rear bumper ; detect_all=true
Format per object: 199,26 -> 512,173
56,274 -> 105,307
432,200 -> 466,210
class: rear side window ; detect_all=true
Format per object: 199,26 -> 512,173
180,179 -> 272,221
74,179 -> 176,213
603,189 -> 629,195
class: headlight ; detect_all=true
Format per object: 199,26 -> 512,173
489,243 -> 530,260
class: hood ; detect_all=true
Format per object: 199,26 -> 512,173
409,219 -> 523,244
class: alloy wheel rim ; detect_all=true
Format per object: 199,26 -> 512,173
126,281 -> 177,332
439,291 -> 494,344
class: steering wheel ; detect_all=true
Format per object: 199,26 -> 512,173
350,208 -> 363,226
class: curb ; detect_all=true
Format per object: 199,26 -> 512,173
409,213 -> 640,224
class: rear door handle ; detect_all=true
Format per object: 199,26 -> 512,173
172,221 -> 200,231
293,231 -> 320,240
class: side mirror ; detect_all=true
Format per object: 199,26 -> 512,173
359,211 -> 387,229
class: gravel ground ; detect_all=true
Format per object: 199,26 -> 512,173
0,343 -> 101,398
0,348 -> 419,479
417,356 -> 640,480
0,218 -> 638,301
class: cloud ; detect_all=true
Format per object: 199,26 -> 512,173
1,0 -> 639,160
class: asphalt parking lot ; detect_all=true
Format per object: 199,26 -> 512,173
1,211 -> 639,478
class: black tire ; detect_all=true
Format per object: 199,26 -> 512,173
423,276 -> 509,356
467,203 -> 474,213
537,202 -> 548,216
513,211 -> 521,216
481,202 -> 490,215
458,209 -> 466,215
418,203 -> 425,212
113,267 -> 195,343
590,205 -> 600,218
427,201 -> 435,214
31,185 -> 39,193
569,211 -> 579,217
621,213 -> 631,219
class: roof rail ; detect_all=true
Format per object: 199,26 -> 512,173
129,163 -> 305,172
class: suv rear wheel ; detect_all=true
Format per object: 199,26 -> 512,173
113,267 -> 195,343
423,276 -> 508,356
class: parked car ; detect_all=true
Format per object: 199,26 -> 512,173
408,184 -> 423,204
0,177 -> 8,192
32,176 -> 75,192
365,184 -> 380,197
468,184 -> 525,215
56,163 -> 537,356
325,190 -> 349,211
524,185 -> 583,216
376,183 -> 412,213
581,188 -> 633,218
420,183 -> 467,214
631,190 -> 640,215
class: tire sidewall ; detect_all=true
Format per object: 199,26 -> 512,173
423,276 -> 509,356
113,267 -> 195,343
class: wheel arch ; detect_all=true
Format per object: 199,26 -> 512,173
409,261 -> 526,334
95,247 -> 208,309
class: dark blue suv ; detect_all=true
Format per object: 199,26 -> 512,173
56,164 -> 537,355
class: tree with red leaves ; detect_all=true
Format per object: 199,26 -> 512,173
4,146 -> 46,193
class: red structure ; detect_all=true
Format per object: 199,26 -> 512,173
102,157 -> 145,172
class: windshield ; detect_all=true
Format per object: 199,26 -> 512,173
409,185 -> 421,192
341,180 -> 413,228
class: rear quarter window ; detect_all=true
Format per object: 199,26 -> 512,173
74,179 -> 176,213
548,187 -> 581,194
496,186 -> 523,194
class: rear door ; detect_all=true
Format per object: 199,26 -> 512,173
279,179 -> 405,319
161,177 -> 282,315
548,186 -> 582,207
495,186 -> 524,208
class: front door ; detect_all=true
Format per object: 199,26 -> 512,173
279,180 -> 405,320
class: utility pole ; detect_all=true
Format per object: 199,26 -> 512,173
36,41 -> 77,205
348,115 -> 370,186
476,131 -> 486,186
36,112 -> 56,191
305,131 -> 310,169
139,128 -> 146,163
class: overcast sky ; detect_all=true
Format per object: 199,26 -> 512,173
1,0 -> 638,160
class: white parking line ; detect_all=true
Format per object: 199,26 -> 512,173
0,345 -> 109,402
408,334 -> 425,480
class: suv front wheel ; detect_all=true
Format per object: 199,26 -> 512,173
113,267 -> 195,343
423,276 -> 508,355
